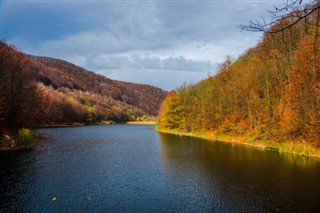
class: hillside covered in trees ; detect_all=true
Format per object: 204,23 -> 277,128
0,41 -> 167,131
158,2 -> 320,154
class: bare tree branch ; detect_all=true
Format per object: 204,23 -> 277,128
239,0 -> 320,34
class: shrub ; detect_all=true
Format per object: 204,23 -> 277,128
18,128 -> 36,145
247,136 -> 256,143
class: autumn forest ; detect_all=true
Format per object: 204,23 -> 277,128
3,1 -> 320,212
158,1 -> 320,155
1,1 -> 320,156
0,42 -> 167,132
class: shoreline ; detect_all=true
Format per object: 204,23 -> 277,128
156,128 -> 320,159
31,123 -> 84,128
1,122 -> 154,151
32,121 -> 156,128
0,131 -> 49,152
0,144 -> 35,151
126,121 -> 156,125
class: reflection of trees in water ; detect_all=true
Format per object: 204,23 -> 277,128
279,153 -> 320,167
158,132 -> 320,211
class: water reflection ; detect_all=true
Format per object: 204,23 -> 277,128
279,153 -> 320,167
158,132 -> 320,212
1,125 -> 320,212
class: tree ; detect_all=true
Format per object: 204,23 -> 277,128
240,0 -> 320,34
158,91 -> 184,130
0,41 -> 38,130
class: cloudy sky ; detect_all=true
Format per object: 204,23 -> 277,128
1,0 -> 284,90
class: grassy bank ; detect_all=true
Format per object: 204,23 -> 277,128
155,127 -> 320,158
0,128 -> 37,151
126,121 -> 156,125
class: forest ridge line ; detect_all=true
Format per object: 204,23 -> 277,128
158,1 -> 320,157
0,42 -> 167,131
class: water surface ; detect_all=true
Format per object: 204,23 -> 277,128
1,125 -> 320,212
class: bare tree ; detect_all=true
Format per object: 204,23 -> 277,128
239,0 -> 320,34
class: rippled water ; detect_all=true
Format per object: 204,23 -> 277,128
1,125 -> 320,212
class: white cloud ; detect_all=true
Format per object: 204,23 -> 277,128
3,1 -> 285,90
89,54 -> 214,72
96,68 -> 208,91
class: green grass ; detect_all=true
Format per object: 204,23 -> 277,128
279,141 -> 317,156
304,147 -> 315,155
294,147 -> 303,154
247,136 -> 256,143
280,143 -> 290,152
18,128 -> 37,145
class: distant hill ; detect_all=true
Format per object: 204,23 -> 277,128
0,41 -> 167,128
29,55 -> 166,116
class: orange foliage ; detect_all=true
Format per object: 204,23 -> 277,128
0,41 -> 167,128
158,5 -> 320,145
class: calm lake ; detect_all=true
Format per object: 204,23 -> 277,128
1,125 -> 320,212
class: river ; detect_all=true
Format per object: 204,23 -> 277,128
1,124 -> 320,212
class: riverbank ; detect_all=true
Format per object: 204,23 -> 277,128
126,121 -> 156,125
0,129 -> 38,151
156,128 -> 320,158
33,120 -> 156,127
31,123 -> 84,128
0,142 -> 35,151
1,122 -> 154,151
